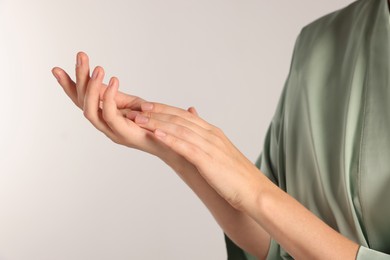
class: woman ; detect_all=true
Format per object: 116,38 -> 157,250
51,0 -> 390,258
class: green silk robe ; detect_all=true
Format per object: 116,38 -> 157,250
225,0 -> 390,259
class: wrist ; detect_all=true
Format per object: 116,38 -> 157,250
240,168 -> 276,217
137,137 -> 190,174
157,149 -> 190,174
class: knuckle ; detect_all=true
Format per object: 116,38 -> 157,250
212,126 -> 224,136
185,111 -> 196,120
208,128 -> 225,147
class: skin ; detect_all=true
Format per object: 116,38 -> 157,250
52,52 -> 360,259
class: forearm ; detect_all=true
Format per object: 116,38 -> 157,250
161,154 -> 270,259
130,102 -> 357,259
246,171 -> 359,260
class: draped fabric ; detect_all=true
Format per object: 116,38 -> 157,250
225,0 -> 390,259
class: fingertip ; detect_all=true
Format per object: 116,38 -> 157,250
126,110 -> 140,120
108,77 -> 114,87
77,51 -> 89,63
103,77 -> 116,101
96,66 -> 105,74
101,66 -> 106,76
91,66 -> 104,79
109,76 -> 119,86
188,106 -> 199,116
52,67 -> 62,81
141,102 -> 154,111
52,66 -> 61,74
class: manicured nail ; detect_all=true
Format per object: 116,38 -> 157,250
92,67 -> 99,79
141,103 -> 153,111
76,53 -> 82,67
135,114 -> 149,124
155,129 -> 167,138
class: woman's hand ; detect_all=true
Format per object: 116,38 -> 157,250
51,52 -> 194,163
52,51 -> 263,211
52,52 -> 145,147
128,102 -> 265,212
53,53 -> 144,113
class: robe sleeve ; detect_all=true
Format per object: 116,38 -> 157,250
356,246 -> 390,260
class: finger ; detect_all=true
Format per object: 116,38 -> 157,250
134,113 -> 213,154
153,128 -> 208,166
140,102 -> 211,130
83,66 -> 118,140
95,83 -> 145,112
119,108 -> 133,117
126,110 -> 140,121
102,77 -> 138,137
75,52 -> 91,108
52,67 -> 80,108
134,112 -> 214,142
187,106 -> 199,116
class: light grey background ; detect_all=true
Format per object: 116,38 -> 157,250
0,0 -> 353,259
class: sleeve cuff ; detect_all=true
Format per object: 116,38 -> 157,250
356,246 -> 390,259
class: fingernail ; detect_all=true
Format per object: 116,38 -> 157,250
155,129 -> 166,138
52,70 -> 60,81
76,53 -> 82,67
108,78 -> 117,89
135,114 -> 149,124
127,110 -> 139,120
141,103 -> 153,111
188,106 -> 198,116
92,67 -> 99,79
108,78 -> 113,88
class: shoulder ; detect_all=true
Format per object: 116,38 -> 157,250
294,0 -> 371,57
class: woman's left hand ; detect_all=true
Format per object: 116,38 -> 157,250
128,102 -> 266,212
